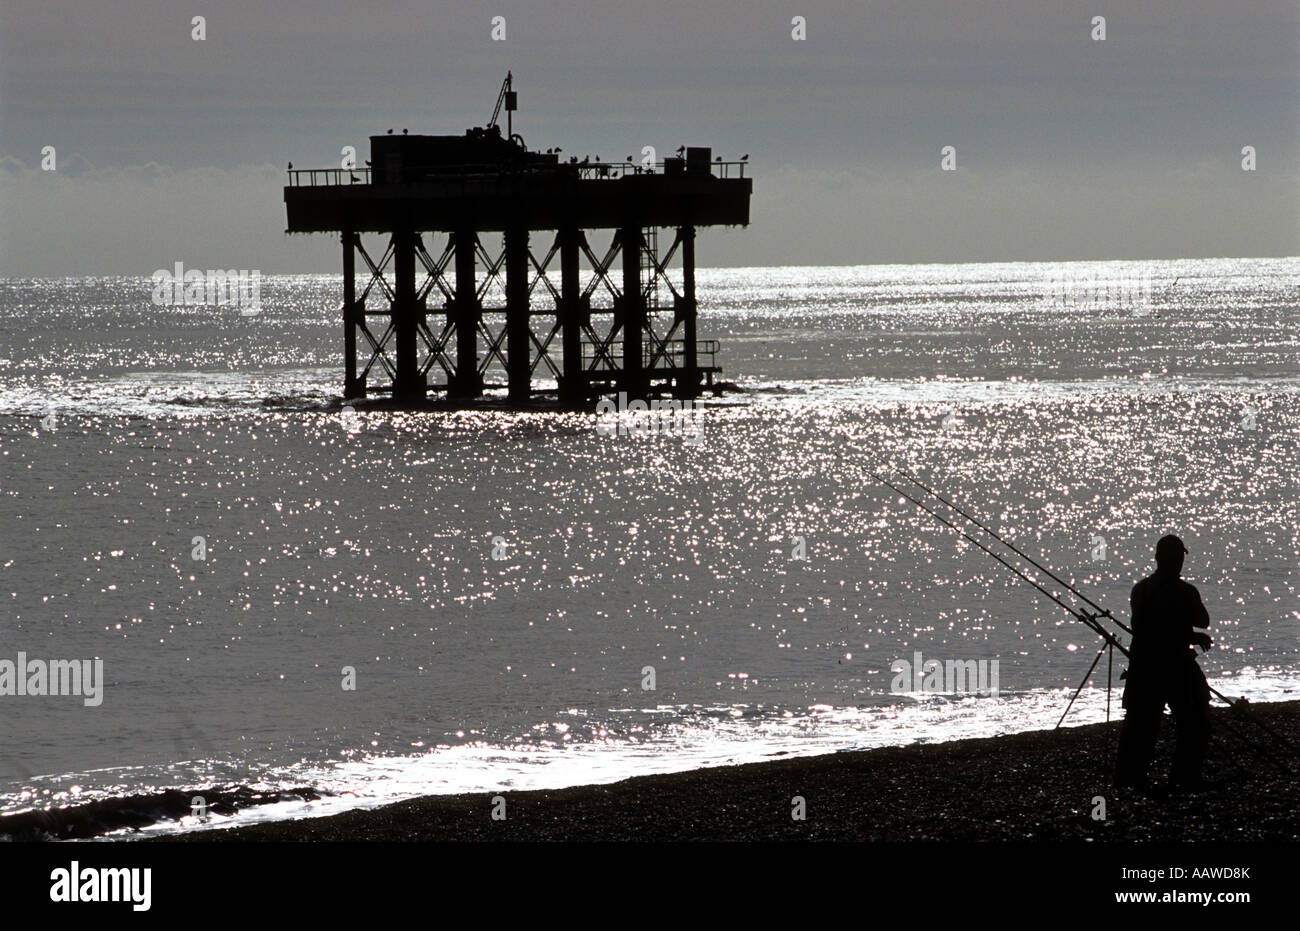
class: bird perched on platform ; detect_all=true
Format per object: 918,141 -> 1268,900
741,154 -> 749,161
402,128 -> 408,134
287,162 -> 293,170
676,146 -> 685,155
387,129 -> 393,134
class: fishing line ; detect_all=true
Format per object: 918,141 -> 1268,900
867,452 -> 1131,635
863,465 -> 1126,656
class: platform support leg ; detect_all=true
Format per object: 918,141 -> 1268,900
559,226 -> 582,403
679,224 -> 699,398
620,224 -> 646,398
392,228 -> 424,400
342,230 -> 365,399
505,226 -> 530,402
452,228 -> 482,398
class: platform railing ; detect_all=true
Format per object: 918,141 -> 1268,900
287,160 -> 747,187
287,167 -> 373,186
582,338 -> 719,370
573,160 -> 748,180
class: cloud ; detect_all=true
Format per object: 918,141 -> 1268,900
2,0 -> 1294,270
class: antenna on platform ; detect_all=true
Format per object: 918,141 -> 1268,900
488,71 -> 518,143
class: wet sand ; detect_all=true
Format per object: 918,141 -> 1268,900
168,699 -> 1299,842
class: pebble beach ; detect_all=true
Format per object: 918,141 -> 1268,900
157,699 -> 1299,843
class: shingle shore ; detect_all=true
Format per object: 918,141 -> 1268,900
163,699 -> 1299,842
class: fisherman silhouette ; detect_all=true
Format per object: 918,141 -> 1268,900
1114,534 -> 1213,791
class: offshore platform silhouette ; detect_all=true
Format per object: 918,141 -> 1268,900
284,73 -> 752,404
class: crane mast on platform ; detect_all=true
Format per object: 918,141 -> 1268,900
487,71 -> 517,143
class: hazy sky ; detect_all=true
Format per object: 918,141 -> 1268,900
1,0 -> 1296,274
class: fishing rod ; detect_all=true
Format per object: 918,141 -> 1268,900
862,464 -> 1128,657
858,449 -> 1137,726
863,450 -> 1131,636
861,450 -> 1294,770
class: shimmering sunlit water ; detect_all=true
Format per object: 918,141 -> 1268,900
1,258 -> 1297,834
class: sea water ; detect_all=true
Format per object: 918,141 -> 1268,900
0,257 -> 1296,835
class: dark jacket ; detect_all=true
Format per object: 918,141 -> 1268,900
1123,571 -> 1210,707
1129,571 -> 1209,667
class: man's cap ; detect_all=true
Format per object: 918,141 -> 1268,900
1156,534 -> 1188,560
